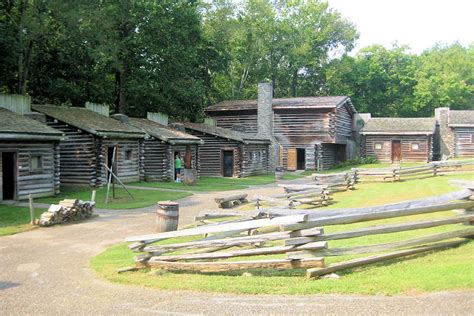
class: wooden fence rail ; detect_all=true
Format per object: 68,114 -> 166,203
123,187 -> 474,278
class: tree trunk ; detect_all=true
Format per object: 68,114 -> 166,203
291,68 -> 298,97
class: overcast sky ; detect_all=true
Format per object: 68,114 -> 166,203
328,0 -> 474,54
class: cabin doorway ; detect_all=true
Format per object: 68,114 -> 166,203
2,152 -> 16,200
222,150 -> 234,177
174,150 -> 180,180
107,146 -> 118,178
296,148 -> 306,170
391,140 -> 401,162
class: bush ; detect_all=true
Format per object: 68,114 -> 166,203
334,157 -> 379,169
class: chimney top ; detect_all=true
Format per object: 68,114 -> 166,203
110,113 -> 129,124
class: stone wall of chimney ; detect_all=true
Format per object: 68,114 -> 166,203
434,107 -> 453,157
257,82 -> 280,170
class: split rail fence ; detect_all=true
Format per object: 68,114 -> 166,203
124,188 -> 474,278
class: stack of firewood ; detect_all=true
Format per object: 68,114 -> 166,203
38,199 -> 95,226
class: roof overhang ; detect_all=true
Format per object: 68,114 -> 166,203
0,132 -> 65,141
361,132 -> 434,135
97,131 -> 145,139
448,124 -> 474,128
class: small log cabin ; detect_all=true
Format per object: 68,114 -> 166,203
181,122 -> 270,177
126,117 -> 203,181
204,83 -> 357,171
0,108 -> 64,201
360,118 -> 437,163
447,110 -> 474,157
32,104 -> 145,186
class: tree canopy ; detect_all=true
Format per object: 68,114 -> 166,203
0,0 -> 472,119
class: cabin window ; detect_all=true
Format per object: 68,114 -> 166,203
125,150 -> 133,161
30,155 -> 43,171
411,143 -> 420,151
374,143 -> 383,150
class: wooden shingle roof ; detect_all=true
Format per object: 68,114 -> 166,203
0,108 -> 64,140
182,122 -> 270,145
32,105 -> 145,139
449,110 -> 474,127
361,118 -> 437,135
127,118 -> 202,145
205,96 -> 356,113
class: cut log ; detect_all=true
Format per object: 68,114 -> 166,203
214,194 -> 248,204
306,239 -> 467,278
147,257 -> 325,272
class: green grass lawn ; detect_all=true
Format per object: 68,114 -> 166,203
0,204 -> 45,236
36,186 -> 192,209
129,173 -> 277,192
320,162 -> 424,174
91,172 -> 474,295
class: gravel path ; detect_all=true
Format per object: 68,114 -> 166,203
1,182 -> 473,315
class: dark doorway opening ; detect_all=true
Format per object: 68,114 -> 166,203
222,150 -> 234,177
174,151 -> 180,180
391,140 -> 401,162
335,145 -> 347,164
2,152 -> 16,200
296,148 -> 306,170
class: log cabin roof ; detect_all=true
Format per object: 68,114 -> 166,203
181,122 -> 271,145
448,110 -> 474,127
32,104 -> 145,139
360,118 -> 437,135
0,108 -> 64,140
127,118 -> 202,145
205,96 -> 356,113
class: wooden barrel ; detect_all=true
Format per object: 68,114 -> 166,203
156,201 -> 179,232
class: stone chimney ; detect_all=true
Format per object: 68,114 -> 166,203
257,82 -> 280,170
147,112 -> 169,125
434,107 -> 453,158
24,112 -> 47,124
85,102 -> 109,117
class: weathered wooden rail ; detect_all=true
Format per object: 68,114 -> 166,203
123,187 -> 474,278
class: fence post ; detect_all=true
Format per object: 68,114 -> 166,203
28,194 -> 35,225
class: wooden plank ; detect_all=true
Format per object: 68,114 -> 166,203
215,194 -> 248,204
143,228 -> 324,253
315,214 -> 474,241
315,227 -> 474,256
126,214 -> 309,243
148,241 -> 327,261
281,201 -> 474,231
306,239 -> 467,278
148,257 -> 325,272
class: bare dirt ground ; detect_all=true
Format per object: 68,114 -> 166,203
1,182 -> 473,315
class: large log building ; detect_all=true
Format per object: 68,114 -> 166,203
126,116 -> 202,182
360,118 -> 437,163
204,83 -> 357,171
33,104 -> 145,186
182,122 -> 270,178
0,108 -> 64,201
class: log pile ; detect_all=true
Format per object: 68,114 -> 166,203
38,199 -> 95,226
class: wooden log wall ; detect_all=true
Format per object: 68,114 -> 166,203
184,128 -> 242,177
335,105 -> 353,143
140,139 -> 170,182
453,127 -> 474,157
210,110 -> 258,134
0,141 -> 57,200
364,135 -> 433,163
43,117 -> 97,186
101,139 -> 141,184
241,144 -> 270,177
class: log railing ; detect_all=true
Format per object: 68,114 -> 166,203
123,188 -> 474,278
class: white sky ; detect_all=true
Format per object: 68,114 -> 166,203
328,0 -> 474,54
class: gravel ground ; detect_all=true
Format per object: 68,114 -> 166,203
0,182 -> 473,315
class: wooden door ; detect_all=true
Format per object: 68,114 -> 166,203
287,148 -> 297,171
222,150 -> 234,177
391,140 -> 401,162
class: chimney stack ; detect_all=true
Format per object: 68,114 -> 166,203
257,82 -> 280,170
147,112 -> 169,125
434,107 -> 453,158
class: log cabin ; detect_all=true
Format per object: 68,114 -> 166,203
32,104 -> 145,186
435,107 -> 474,158
360,118 -> 437,163
204,83 -> 357,171
126,115 -> 203,182
0,108 -> 64,201
181,122 -> 270,178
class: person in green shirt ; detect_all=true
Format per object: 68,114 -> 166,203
175,153 -> 182,182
